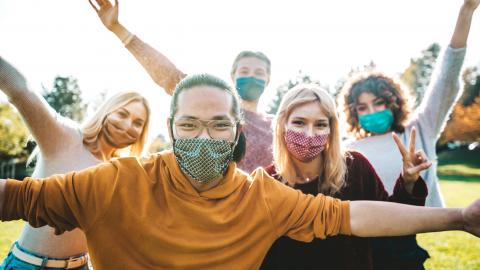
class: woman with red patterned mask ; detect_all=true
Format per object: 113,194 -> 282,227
261,84 -> 432,270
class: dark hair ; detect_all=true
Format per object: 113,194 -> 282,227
231,51 -> 271,76
339,71 -> 413,139
170,73 -> 246,162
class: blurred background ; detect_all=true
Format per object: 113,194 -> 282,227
0,0 -> 479,268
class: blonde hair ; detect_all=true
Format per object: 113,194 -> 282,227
82,91 -> 150,158
273,84 -> 347,195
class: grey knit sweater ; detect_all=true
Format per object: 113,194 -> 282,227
347,46 -> 466,207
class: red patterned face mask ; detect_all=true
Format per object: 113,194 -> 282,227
284,129 -> 329,162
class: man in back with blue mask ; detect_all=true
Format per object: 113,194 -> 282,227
88,0 -> 274,173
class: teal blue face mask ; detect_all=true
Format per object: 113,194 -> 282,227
359,109 -> 394,134
235,77 -> 266,101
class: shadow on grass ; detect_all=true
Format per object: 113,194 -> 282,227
437,148 -> 480,182
438,174 -> 480,182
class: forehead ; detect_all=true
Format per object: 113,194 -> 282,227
288,101 -> 328,120
357,92 -> 381,103
175,86 -> 234,118
235,57 -> 268,71
117,100 -> 147,120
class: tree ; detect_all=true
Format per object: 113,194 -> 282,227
0,103 -> 29,157
439,66 -> 480,145
440,96 -> 480,144
267,70 -> 323,115
43,76 -> 86,121
400,43 -> 441,107
332,61 -> 377,100
458,67 -> 480,106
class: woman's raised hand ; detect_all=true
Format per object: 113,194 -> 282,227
392,127 -> 432,185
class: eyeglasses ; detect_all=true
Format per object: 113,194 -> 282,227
173,118 -> 237,140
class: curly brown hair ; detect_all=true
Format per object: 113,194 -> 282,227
338,71 -> 414,139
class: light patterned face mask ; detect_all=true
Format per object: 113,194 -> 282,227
173,138 -> 234,184
284,129 -> 329,162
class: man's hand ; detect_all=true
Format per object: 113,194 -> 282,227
462,198 -> 480,236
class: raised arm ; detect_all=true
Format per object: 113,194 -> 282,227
349,199 -> 480,237
416,0 -> 478,137
450,0 -> 480,48
0,57 -> 78,157
88,0 -> 186,95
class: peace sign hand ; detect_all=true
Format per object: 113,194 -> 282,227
392,127 -> 432,186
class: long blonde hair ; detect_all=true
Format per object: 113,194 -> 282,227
273,84 -> 347,195
82,91 -> 151,158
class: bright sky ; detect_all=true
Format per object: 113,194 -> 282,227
1,0 -> 479,140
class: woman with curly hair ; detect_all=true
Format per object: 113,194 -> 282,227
338,1 -> 479,269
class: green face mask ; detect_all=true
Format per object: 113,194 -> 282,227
358,109 -> 394,134
173,138 -> 234,184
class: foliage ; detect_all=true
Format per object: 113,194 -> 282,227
0,103 -> 29,157
148,134 -> 171,153
43,76 -> 86,122
332,61 -> 377,99
400,43 -> 441,107
266,70 -> 324,115
440,96 -> 480,144
458,67 -> 480,106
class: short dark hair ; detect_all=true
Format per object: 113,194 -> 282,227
170,74 -> 246,162
231,51 -> 271,77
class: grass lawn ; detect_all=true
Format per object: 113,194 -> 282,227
0,148 -> 479,268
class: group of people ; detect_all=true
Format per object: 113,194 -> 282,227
0,0 -> 480,269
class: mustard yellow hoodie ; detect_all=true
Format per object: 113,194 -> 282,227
2,150 -> 351,269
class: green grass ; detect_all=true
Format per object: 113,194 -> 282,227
418,181 -> 480,270
0,220 -> 24,257
0,148 -> 479,267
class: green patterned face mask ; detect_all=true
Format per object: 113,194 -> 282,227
173,138 -> 234,184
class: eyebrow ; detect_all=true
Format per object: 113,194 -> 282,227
177,115 -> 231,120
291,116 -> 328,121
118,108 -> 130,114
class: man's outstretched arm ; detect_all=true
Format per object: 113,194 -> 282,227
349,199 -> 480,237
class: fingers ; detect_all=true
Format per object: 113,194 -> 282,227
414,149 -> 428,165
409,160 -> 432,175
392,132 -> 408,158
115,0 -> 119,7
409,127 -> 416,155
88,0 -> 99,12
97,0 -> 108,6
